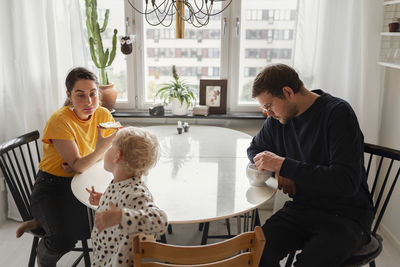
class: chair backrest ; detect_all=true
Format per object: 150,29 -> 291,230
364,143 -> 400,235
133,226 -> 265,267
0,131 -> 41,221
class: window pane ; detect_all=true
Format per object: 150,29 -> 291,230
143,3 -> 222,103
239,0 -> 297,104
79,0 -> 128,101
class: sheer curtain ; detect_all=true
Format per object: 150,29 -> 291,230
293,0 -> 383,143
274,0 -> 383,212
0,0 -> 87,220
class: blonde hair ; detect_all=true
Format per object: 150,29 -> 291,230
113,127 -> 159,177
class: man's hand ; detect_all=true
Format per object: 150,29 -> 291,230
253,151 -> 296,196
85,186 -> 102,206
94,202 -> 122,233
276,173 -> 296,196
253,150 -> 285,173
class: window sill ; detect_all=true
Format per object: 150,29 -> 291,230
112,111 -> 266,120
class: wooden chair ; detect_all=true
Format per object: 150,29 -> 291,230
133,226 -> 265,267
285,143 -> 400,267
0,130 -> 91,267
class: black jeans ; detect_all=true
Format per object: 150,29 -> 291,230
259,204 -> 368,267
30,171 -> 90,267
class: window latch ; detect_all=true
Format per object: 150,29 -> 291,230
236,17 -> 240,37
223,17 -> 228,36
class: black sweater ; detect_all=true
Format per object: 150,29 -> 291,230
247,90 -> 374,232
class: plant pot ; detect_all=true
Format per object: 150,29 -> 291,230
99,83 -> 117,112
171,98 -> 188,116
389,22 -> 399,32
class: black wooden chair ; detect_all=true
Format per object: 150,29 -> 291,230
285,143 -> 400,267
0,130 -> 91,267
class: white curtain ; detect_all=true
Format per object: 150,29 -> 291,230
293,0 -> 383,143
0,0 -> 88,220
274,0 -> 384,213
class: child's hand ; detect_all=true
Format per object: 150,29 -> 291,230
94,202 -> 122,233
85,186 -> 102,206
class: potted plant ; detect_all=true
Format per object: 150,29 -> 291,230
156,65 -> 196,116
85,0 -> 118,111
389,17 -> 400,32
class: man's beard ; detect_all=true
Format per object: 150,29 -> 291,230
276,102 -> 298,125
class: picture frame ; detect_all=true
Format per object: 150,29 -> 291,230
199,79 -> 228,114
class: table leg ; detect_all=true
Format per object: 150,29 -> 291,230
159,234 -> 167,244
201,222 -> 210,245
254,208 -> 261,227
245,212 -> 250,232
87,207 -> 94,233
225,218 -> 231,235
251,209 -> 256,230
237,216 -> 241,235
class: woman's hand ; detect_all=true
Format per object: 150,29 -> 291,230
95,126 -> 119,154
94,202 -> 122,232
85,186 -> 102,206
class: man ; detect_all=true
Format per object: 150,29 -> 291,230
247,63 -> 374,267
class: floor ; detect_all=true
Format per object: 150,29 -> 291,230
0,209 -> 399,267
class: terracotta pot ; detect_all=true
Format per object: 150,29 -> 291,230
99,83 -> 117,112
389,22 -> 399,32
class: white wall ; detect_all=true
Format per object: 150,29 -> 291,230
378,68 -> 400,251
377,2 -> 400,252
0,177 -> 7,224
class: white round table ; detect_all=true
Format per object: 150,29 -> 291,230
71,125 -> 277,224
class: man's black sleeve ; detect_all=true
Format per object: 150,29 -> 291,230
280,103 -> 364,198
247,118 -> 275,163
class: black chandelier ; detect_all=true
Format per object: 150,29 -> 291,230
127,0 -> 233,38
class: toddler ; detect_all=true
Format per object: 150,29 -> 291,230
87,126 -> 168,266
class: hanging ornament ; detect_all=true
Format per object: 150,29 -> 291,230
121,17 -> 133,55
120,36 -> 133,55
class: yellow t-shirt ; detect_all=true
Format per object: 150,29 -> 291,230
38,106 -> 115,177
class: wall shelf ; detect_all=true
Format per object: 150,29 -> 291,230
378,61 -> 400,69
381,32 -> 400,36
384,0 -> 400,5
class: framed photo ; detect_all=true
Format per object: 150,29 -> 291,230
199,79 -> 228,114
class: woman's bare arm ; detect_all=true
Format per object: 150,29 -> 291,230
53,127 -> 118,173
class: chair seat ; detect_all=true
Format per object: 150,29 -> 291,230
343,234 -> 383,267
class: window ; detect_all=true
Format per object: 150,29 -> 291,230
80,0 -> 298,112
234,0 -> 298,106
141,4 -> 223,107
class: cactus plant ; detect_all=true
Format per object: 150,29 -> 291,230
85,0 -> 118,85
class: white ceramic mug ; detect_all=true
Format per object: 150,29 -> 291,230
246,162 -> 273,187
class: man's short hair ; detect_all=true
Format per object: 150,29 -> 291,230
252,63 -> 304,98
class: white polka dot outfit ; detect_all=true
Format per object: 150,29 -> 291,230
91,177 -> 168,267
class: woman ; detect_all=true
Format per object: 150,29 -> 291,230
17,67 -> 118,266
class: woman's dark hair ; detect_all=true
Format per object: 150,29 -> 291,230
64,67 -> 99,106
252,63 -> 304,98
